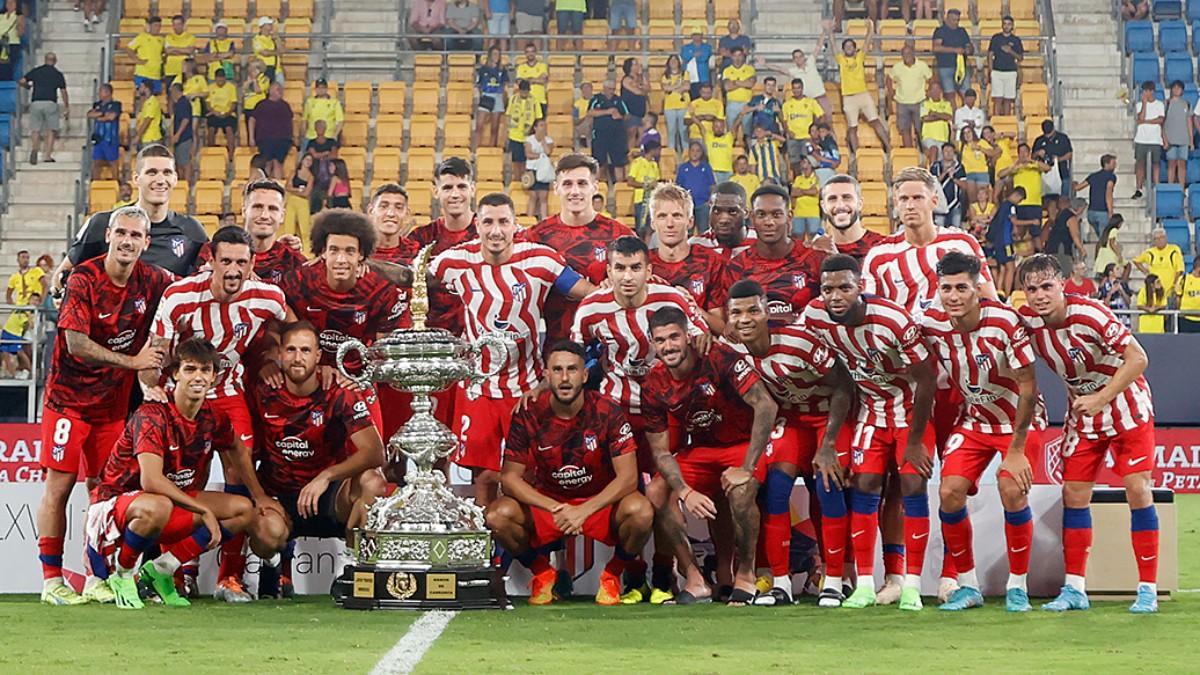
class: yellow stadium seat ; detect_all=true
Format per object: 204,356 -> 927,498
414,54 -> 443,83
408,116 -> 437,148
579,55 -> 611,85
186,18 -> 213,40
446,54 -> 476,82
477,152 -> 504,179
287,0 -> 315,20
223,0 -> 249,21
169,184 -> 190,213
614,185 -> 635,219
856,149 -> 886,182
112,82 -> 135,115
407,185 -> 433,218
195,181 -> 225,215
680,0 -> 707,20
943,0 -> 971,18
863,216 -> 892,236
445,83 -> 474,115
378,82 -> 407,115
477,180 -> 505,195
861,183 -> 889,217
912,19 -> 939,39
191,0 -> 217,18
546,116 -> 573,144
340,147 -> 366,180
1021,84 -> 1049,117
123,0 -> 150,17
712,0 -> 740,20
844,19 -> 871,42
443,115 -> 472,145
549,55 -> 577,82
582,20 -> 609,52
1014,20 -> 1041,53
282,18 -> 311,50
372,148 -> 402,183
878,19 -> 909,52
1021,58 -> 1045,86
198,148 -> 228,181
233,147 -> 256,180
975,0 -> 1004,20
647,20 -> 675,52
258,0 -> 283,19
649,0 -> 675,20
158,0 -> 183,17
991,115 -> 1018,137
230,185 -> 245,214
412,82 -> 439,115
197,215 -> 221,236
342,81 -> 372,115
1008,290 -> 1027,309
407,149 -> 437,182
341,116 -> 369,146
376,115 -> 406,147
890,147 -> 922,173
89,181 -> 118,211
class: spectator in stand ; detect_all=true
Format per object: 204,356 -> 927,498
1098,262 -> 1134,326
998,143 -> 1050,237
685,81 -> 723,142
206,68 -> 238,153
6,250 -> 43,304
134,78 -> 163,150
1044,196 -> 1087,275
967,183 -> 994,248
1163,80 -> 1192,186
242,59 -> 270,129
808,122 -> 841,183
19,52 -> 67,165
748,123 -> 784,185
1093,215 -> 1129,279
1033,119 -> 1073,200
524,116 -> 555,221
0,295 -> 36,379
953,88 -> 986,136
325,158 -> 352,209
1073,154 -> 1117,237
609,0 -> 636,50
931,8 -> 973,108
677,140 -> 715,232
718,19 -> 753,72
168,81 -> 193,184
834,31 -> 891,153
905,0 -> 936,21
1133,227 -> 1185,296
507,79 -> 538,177
113,181 -> 135,208
589,79 -> 630,185
555,0 -> 585,52
628,138 -> 661,238
484,0 -> 511,51
981,124 -> 1016,179
0,0 -> 24,81
620,57 -> 649,150
988,186 -> 1023,297
731,154 -> 760,197
446,0 -> 484,52
513,0 -> 546,44
790,156 -> 820,238
302,77 -> 344,154
986,16 -> 1023,116
249,82 -> 293,180
1132,80 -> 1164,199
681,28 -> 714,99
475,45 -> 508,148
128,16 -> 165,95
1178,260 -> 1200,333
722,47 -> 755,145
592,192 -> 612,218
637,111 -> 661,149
919,81 -> 953,165
744,76 -> 782,140
573,82 -> 592,149
203,21 -> 236,81
761,47 -> 832,122
1121,0 -> 1150,21
516,43 -> 548,118
780,78 -> 823,177
705,118 -> 734,183
831,0 -> 887,30
307,120 -> 338,164
163,14 -> 196,85
931,143 -> 966,228
886,44 -> 932,149
959,125 -> 997,206
286,153 -> 315,243
409,0 -> 447,50
252,17 -> 281,82
661,55 -> 690,155
177,59 -> 207,124
1136,274 -> 1168,333
1064,260 -> 1098,297
88,83 -> 121,179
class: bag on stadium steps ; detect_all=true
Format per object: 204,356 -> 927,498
1042,157 -> 1063,196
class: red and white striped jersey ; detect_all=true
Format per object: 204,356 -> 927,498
570,282 -> 708,415
862,227 -> 992,313
430,241 -> 583,398
802,295 -> 931,427
1019,295 -> 1154,439
726,324 -> 837,416
152,272 -> 288,399
921,300 -> 1048,434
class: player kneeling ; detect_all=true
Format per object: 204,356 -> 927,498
486,341 -> 653,606
921,252 -> 1044,612
86,338 -> 277,609
247,322 -> 388,589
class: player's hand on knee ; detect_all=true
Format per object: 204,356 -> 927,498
680,487 -> 717,520
720,467 -> 752,493
904,441 -> 933,479
999,451 -> 1033,494
298,475 -> 330,518
814,451 -> 846,491
201,509 -> 222,550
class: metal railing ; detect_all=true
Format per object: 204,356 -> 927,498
1111,308 -> 1200,333
0,301 -> 47,423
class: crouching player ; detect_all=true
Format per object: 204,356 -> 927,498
485,341 -> 654,606
921,252 -> 1045,612
248,321 -> 387,590
85,338 -> 276,609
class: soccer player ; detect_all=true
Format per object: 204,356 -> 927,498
86,337 -> 280,609
641,307 -> 779,606
647,182 -> 728,331
430,192 -> 594,506
803,254 -> 937,611
368,183 -> 421,265
1017,254 -> 1160,614
486,341 -> 654,606
197,180 -> 307,285
247,322 -> 387,594
689,181 -> 757,257
921,251 -> 1045,612
716,184 -> 825,326
147,225 -> 289,602
725,280 -> 855,607
819,174 -> 884,261
520,153 -> 634,348
36,206 -> 173,606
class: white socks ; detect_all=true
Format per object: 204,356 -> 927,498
1006,573 -> 1027,591
1065,574 -> 1087,593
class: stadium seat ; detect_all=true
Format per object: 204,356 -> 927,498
1159,20 -> 1189,54
377,115 -> 406,147
443,115 -> 472,146
169,184 -> 189,213
1021,84 -> 1050,116
407,185 -> 433,218
878,19 -> 908,52
647,20 -> 676,52
582,20 -> 609,52
412,82 -> 439,114
713,0 -> 739,20
1126,21 -> 1155,55
1188,184 -> 1200,219
861,183 -> 889,217
1187,158 -> 1200,185
447,54 -> 476,82
283,19 -> 312,50
0,82 -> 16,115
1007,0 -> 1036,20
191,0 -> 217,17
89,181 -> 118,210
340,147 -> 366,180
289,0 -> 315,20
258,0 -> 283,19
1154,1 -> 1184,20
944,0 -> 971,17
445,83 -> 474,115
1164,54 -> 1194,85
233,147 -> 256,180
408,116 -> 437,148
197,215 -> 221,236
1155,183 -> 1185,218
891,147 -> 922,172
342,81 -> 372,115
649,0 -> 675,20
372,148 -> 402,183
477,149 -> 504,179
1162,219 -> 1192,253
549,55 -> 577,83
223,0 -> 249,19
1132,54 -> 1161,86
198,148 -> 228,181
407,148 -> 436,182
158,0 -> 183,17
414,54 -> 443,83
195,181 -> 225,215
378,82 -> 407,115
341,116 -> 369,146
856,149 -> 886,182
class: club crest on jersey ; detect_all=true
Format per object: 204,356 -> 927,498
311,410 -> 324,427
690,277 -> 705,295
1067,347 -> 1085,363
584,433 -> 598,452
232,322 -> 250,338
51,444 -> 65,462
511,281 -> 528,303
134,298 -> 147,314
699,381 -> 716,396
974,353 -> 992,370
354,310 -> 367,325
866,347 -> 884,363
791,273 -> 807,288
170,236 -> 186,258
593,246 -> 606,262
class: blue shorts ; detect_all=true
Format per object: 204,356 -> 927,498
609,0 -> 637,30
0,330 -> 23,354
965,171 -> 990,184
92,141 -> 119,162
938,66 -> 969,94
792,217 -> 821,236
989,243 -> 1016,264
1166,144 -> 1188,161
134,75 -> 163,95
556,10 -> 584,34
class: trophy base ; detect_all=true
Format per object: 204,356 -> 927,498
334,564 -> 509,610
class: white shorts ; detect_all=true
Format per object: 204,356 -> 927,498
84,495 -> 122,570
991,70 -> 1018,100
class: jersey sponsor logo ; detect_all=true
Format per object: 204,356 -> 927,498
1104,322 -> 1122,341
616,422 -> 633,444
170,236 -> 186,258
389,298 -> 408,320
687,408 -> 723,430
134,298 -> 147,314
319,329 -> 349,352
107,329 -> 136,352
552,464 -> 593,488
310,410 -> 324,427
850,363 -> 892,385
166,468 -> 195,487
583,433 -> 598,452
276,435 -> 315,460
625,357 -> 651,377
902,324 -> 920,344
766,299 -> 794,316
353,400 -> 368,414
1063,376 -> 1104,394
964,384 -> 1001,405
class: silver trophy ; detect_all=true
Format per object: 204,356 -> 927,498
333,245 -> 510,610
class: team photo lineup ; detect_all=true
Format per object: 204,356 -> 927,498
33,139 -> 1164,618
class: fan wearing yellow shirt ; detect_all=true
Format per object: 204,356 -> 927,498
1178,261 -> 1200,333
573,83 -> 594,150
705,119 -> 735,183
919,81 -> 954,163
731,155 -> 761,196
516,43 -> 549,118
885,46 -> 933,148
983,125 -> 1016,176
253,17 -> 281,82
790,157 -> 821,237
176,59 -> 208,120
998,142 -> 1052,240
302,78 -> 345,145
163,15 -> 196,82
1135,275 -> 1169,334
958,125 -> 998,204
721,47 -> 756,143
1133,228 -> 1186,294
833,33 -> 891,154
242,60 -> 271,126
685,82 -> 725,141
204,22 -> 237,81
134,80 -> 164,146
127,16 -> 165,94
780,78 -> 824,175
627,140 -> 662,237
205,69 -> 238,152
662,55 -> 691,155
507,80 -> 539,177
0,299 -> 35,380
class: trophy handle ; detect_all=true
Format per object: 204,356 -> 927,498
335,338 -> 372,388
470,332 -> 511,382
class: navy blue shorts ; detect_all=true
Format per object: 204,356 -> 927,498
508,138 -> 526,162
592,133 -> 628,168
990,243 -> 1016,265
257,137 -> 291,163
92,141 -> 119,162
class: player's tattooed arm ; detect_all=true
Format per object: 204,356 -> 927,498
903,356 -> 937,478
1001,363 -> 1038,493
363,259 -> 414,287
64,329 -> 165,371
814,361 -> 853,490
649,430 -> 717,519
736,381 -> 779,476
499,459 -> 562,512
137,336 -> 173,402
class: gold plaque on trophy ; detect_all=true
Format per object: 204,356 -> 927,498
353,572 -> 375,598
426,574 -> 457,600
386,572 -> 418,600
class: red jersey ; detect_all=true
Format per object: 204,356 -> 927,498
688,229 -> 756,259
430,241 -> 582,397
46,257 -> 173,423
153,272 -> 288,398
833,229 -> 884,262
281,262 -> 408,366
409,216 -> 478,335
196,240 -> 307,287
726,324 -> 837,417
1063,278 -> 1098,297
519,213 -> 634,345
650,245 -> 727,311
921,300 -> 1048,435
802,295 -> 931,427
641,342 -> 760,449
1019,295 -> 1154,439
862,227 -> 992,313
570,282 -> 709,414
372,237 -> 423,266
503,390 -> 636,501
250,379 -> 375,495
716,239 -> 825,324
93,400 -> 231,502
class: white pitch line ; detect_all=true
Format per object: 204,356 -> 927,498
370,610 -> 458,675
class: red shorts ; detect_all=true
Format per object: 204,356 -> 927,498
528,498 -> 618,547
677,441 -> 768,498
933,387 -> 965,457
113,490 -> 198,545
940,426 -> 1046,487
377,385 -> 414,443
767,413 -> 854,473
452,387 -> 518,472
40,408 -> 124,478
431,387 -> 457,429
849,421 -> 937,477
211,394 -> 254,446
1061,420 -> 1156,483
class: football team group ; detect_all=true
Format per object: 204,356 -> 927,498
33,141 -> 1160,615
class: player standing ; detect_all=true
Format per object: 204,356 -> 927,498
689,182 -> 757,257
647,183 -> 728,331
36,206 -> 173,606
803,254 -> 938,611
818,174 -> 883,261
430,192 -> 594,506
921,251 -> 1045,612
725,280 -> 855,606
368,183 -> 421,265
197,180 -> 306,285
486,341 -> 654,606
1017,254 -> 1160,614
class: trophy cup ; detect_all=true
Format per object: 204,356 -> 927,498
333,245 -> 510,610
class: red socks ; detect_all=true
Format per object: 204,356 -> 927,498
822,514 -> 850,578
901,495 -> 931,578
939,507 -> 974,575
217,534 -> 247,580
38,536 -> 64,580
1130,505 -> 1160,584
1004,507 -> 1033,576
849,490 -> 881,576
761,512 -> 791,577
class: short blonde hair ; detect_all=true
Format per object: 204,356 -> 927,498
891,166 -> 939,193
649,182 -> 694,219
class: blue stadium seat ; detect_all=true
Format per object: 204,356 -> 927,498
0,82 -> 15,115
1188,158 -> 1200,184
1188,184 -> 1200,218
0,117 -> 9,148
1162,219 -> 1192,252
1159,20 -> 1189,52
1164,54 -> 1194,84
1183,83 -> 1200,109
1133,54 -> 1161,86
1127,20 -> 1156,54
1155,1 -> 1184,20
1156,183 -> 1186,218
1190,0 -> 1200,22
